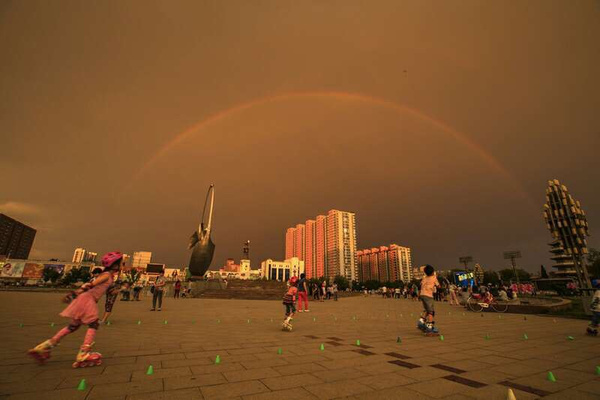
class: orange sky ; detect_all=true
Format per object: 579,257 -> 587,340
1,0 -> 598,272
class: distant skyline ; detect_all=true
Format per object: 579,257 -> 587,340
1,1 -> 598,273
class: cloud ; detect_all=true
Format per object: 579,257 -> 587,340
0,201 -> 42,217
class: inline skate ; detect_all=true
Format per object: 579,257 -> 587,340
27,340 -> 55,364
72,344 -> 102,368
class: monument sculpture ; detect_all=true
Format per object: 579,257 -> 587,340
188,184 -> 216,279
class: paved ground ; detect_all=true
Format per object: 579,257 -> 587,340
0,292 -> 599,400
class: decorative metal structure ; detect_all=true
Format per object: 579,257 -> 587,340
459,256 -> 473,271
188,185 -> 215,279
503,251 -> 522,286
543,179 -> 591,288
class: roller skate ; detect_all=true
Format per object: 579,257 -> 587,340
424,322 -> 440,337
416,318 -> 427,332
586,325 -> 598,336
281,317 -> 293,332
27,339 -> 55,364
72,344 -> 102,368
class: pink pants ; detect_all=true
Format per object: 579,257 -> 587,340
298,292 -> 309,311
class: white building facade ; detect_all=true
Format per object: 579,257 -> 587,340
260,257 -> 305,282
132,251 -> 152,269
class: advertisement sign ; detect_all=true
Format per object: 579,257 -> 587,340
1,262 -> 25,278
454,271 -> 475,287
23,263 -> 45,279
43,264 -> 65,275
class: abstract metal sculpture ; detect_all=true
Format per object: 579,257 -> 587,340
188,185 -> 215,279
543,179 -> 591,289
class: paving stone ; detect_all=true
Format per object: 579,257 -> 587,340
304,379 -> 373,399
164,372 -> 227,390
201,380 -> 270,400
86,379 -> 164,399
223,367 -> 280,382
131,366 -> 192,380
309,367 -> 367,383
127,387 -> 203,400
260,373 -> 323,390
242,387 -> 318,400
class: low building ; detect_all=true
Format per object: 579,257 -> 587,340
260,257 -> 305,282
356,244 -> 412,283
204,259 -> 261,280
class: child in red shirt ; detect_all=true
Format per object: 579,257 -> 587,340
282,276 -> 298,331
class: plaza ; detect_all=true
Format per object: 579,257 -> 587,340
0,292 -> 599,400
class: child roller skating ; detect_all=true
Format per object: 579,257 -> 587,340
416,264 -> 440,336
27,252 -> 123,367
586,280 -> 599,336
281,276 -> 298,331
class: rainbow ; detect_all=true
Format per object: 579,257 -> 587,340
133,91 -> 532,203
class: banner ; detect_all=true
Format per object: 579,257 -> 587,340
1,262 -> 25,278
44,264 -> 65,275
23,263 -> 45,279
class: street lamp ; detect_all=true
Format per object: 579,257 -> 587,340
459,256 -> 473,271
503,251 -> 522,287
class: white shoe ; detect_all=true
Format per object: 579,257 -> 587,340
305,309 -> 310,312
299,310 -> 303,313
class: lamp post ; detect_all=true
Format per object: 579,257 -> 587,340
459,256 -> 473,272
503,251 -> 522,287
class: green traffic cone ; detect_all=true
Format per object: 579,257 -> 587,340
215,355 -> 221,364
485,334 -> 490,340
547,371 -> 556,382
313,317 -> 316,322
192,320 -> 196,324
356,339 -> 361,346
523,333 -> 528,340
247,319 -> 250,324
107,320 -> 111,326
77,379 -> 86,391
439,335 -> 444,341
146,365 -> 154,375
595,366 -> 600,375
397,336 -> 402,344
320,343 -> 325,351
19,323 -> 23,328
137,320 -> 141,325
50,322 -> 55,327
163,320 -> 168,325
277,348 -> 282,355
217,319 -> 220,324
567,336 -> 574,341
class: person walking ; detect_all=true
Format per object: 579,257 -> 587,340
333,283 -> 338,301
132,280 -> 142,301
174,279 -> 181,299
320,280 -> 326,302
297,273 -> 310,312
151,270 -> 166,311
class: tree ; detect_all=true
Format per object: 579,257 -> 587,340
333,275 -> 350,291
483,271 -> 500,285
540,265 -> 549,279
61,268 -> 91,286
587,248 -> 600,279
498,268 -> 531,282
42,268 -> 61,283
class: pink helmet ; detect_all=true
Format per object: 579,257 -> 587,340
101,251 -> 123,269
289,276 -> 298,285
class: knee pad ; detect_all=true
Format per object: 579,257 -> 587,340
88,320 -> 100,330
67,323 -> 81,332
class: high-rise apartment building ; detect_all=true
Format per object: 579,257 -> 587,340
132,251 -> 152,269
72,248 -> 86,263
0,214 -> 37,260
284,209 -> 357,281
356,244 -> 412,283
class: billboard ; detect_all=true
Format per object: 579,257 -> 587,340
44,264 -> 65,275
1,262 -> 25,278
146,263 -> 165,274
23,263 -> 45,279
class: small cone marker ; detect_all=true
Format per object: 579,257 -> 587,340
77,379 -> 86,391
547,371 -> 556,382
567,336 -> 574,341
386,314 -> 389,318
595,366 -> 600,375
19,323 -> 23,328
397,336 -> 402,344
215,355 -> 221,364
523,333 -> 528,340
163,320 -> 168,325
507,388 -> 517,400
439,335 -> 444,341
247,319 -> 250,324
217,319 -> 220,323
137,320 -> 141,325
50,322 -> 55,327
277,348 -> 282,355
107,320 -> 111,326
313,317 -> 316,322
356,339 -> 361,346
320,343 -> 325,351
146,365 -> 154,375
485,334 -> 490,340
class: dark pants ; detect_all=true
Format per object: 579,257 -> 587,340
174,289 -> 180,299
152,290 -> 163,309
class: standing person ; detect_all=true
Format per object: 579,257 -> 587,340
417,265 -> 441,335
382,286 -> 387,298
132,280 -> 142,301
151,270 -> 166,311
100,280 -> 120,324
281,276 -> 298,331
297,273 -> 309,312
449,282 -> 459,306
333,283 -> 338,301
174,279 -> 182,299
28,252 -> 123,367
321,280 -> 326,302
585,280 -> 600,336
312,283 -> 320,300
